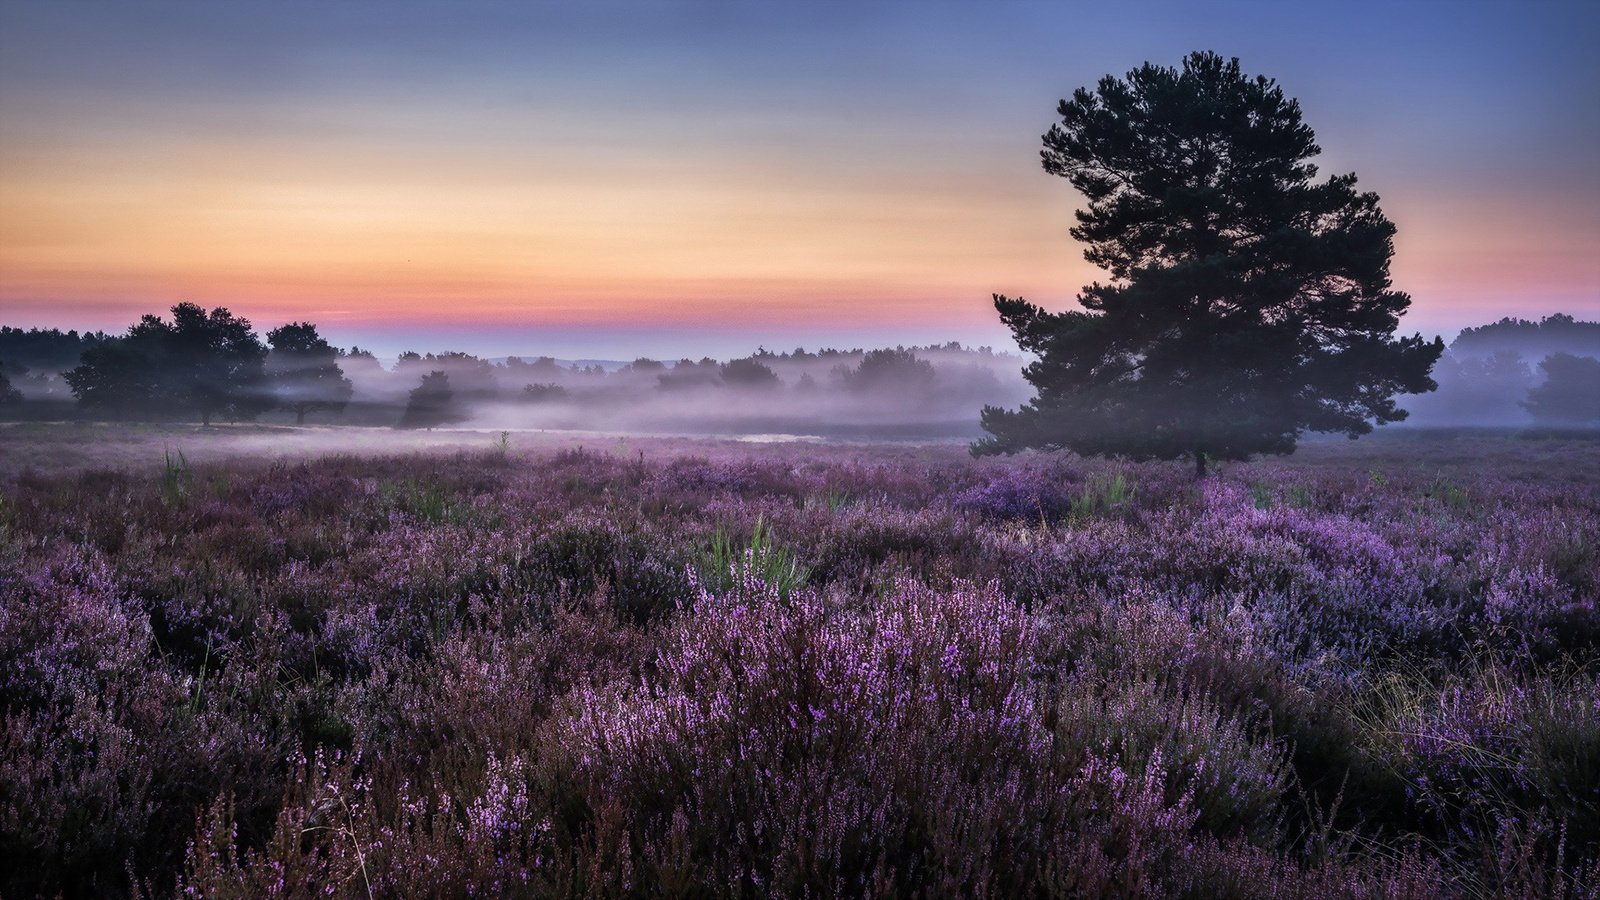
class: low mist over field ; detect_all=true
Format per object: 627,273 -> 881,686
1,319 -> 1033,439
4,311 -> 1599,440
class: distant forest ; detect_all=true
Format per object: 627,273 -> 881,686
1450,313 -> 1600,358
1407,313 -> 1600,427
0,305 -> 1029,438
1,309 -> 1596,432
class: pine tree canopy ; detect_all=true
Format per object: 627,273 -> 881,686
976,51 -> 1443,475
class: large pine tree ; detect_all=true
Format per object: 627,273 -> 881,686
977,52 -> 1442,476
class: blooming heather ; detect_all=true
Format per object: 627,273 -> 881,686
0,435 -> 1594,896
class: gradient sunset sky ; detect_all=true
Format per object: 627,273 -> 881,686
2,1 -> 1596,359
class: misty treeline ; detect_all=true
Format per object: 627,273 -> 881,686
3,307 -> 1596,433
0,304 -> 1031,437
1404,314 -> 1600,427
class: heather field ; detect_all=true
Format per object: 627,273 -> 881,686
2,428 -> 1598,898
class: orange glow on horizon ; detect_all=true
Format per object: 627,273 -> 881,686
0,126 -> 1099,334
2,108 -> 1595,341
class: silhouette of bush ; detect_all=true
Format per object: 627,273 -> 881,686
397,371 -> 462,429
719,356 -> 781,390
840,347 -> 936,393
520,382 -> 569,403
1524,353 -> 1600,425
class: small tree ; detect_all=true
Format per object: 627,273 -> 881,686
267,322 -> 354,424
1523,353 -> 1600,425
842,348 -> 936,394
624,358 -> 666,374
62,341 -> 156,414
338,345 -> 386,380
395,351 -> 498,399
720,357 -> 781,390
977,52 -> 1441,476
0,362 -> 21,406
398,371 -> 460,429
658,358 -> 720,392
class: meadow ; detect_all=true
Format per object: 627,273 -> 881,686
1,426 -> 1597,897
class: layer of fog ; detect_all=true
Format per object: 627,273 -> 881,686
3,344 -> 1036,441
1403,315 -> 1600,427
6,312 -> 1596,436
332,346 -> 1034,440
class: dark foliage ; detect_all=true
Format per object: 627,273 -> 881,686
62,303 -> 270,425
265,323 -> 353,425
978,52 -> 1442,474
0,364 -> 20,405
719,356 -> 781,390
658,357 -> 721,391
395,351 -> 499,399
398,370 -> 462,429
1524,353 -> 1600,424
841,347 -> 936,393
0,325 -> 112,372
1453,313 -> 1600,360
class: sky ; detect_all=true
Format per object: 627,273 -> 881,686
1,0 -> 1596,360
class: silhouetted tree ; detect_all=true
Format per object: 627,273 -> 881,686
657,358 -> 720,391
842,348 -> 936,394
398,370 -> 460,429
338,346 -> 386,380
266,322 -> 354,424
1416,349 -> 1534,425
720,357 -> 781,390
977,52 -> 1442,476
62,341 -> 155,413
623,358 -> 666,377
396,351 -> 498,398
64,303 -> 270,424
1523,353 -> 1600,425
0,363 -> 21,406
503,356 -> 564,380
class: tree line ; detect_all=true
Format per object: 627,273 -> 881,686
0,305 -> 1020,430
0,304 -> 477,428
38,304 -> 353,426
8,52 -> 1598,448
2,297 -> 1594,433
